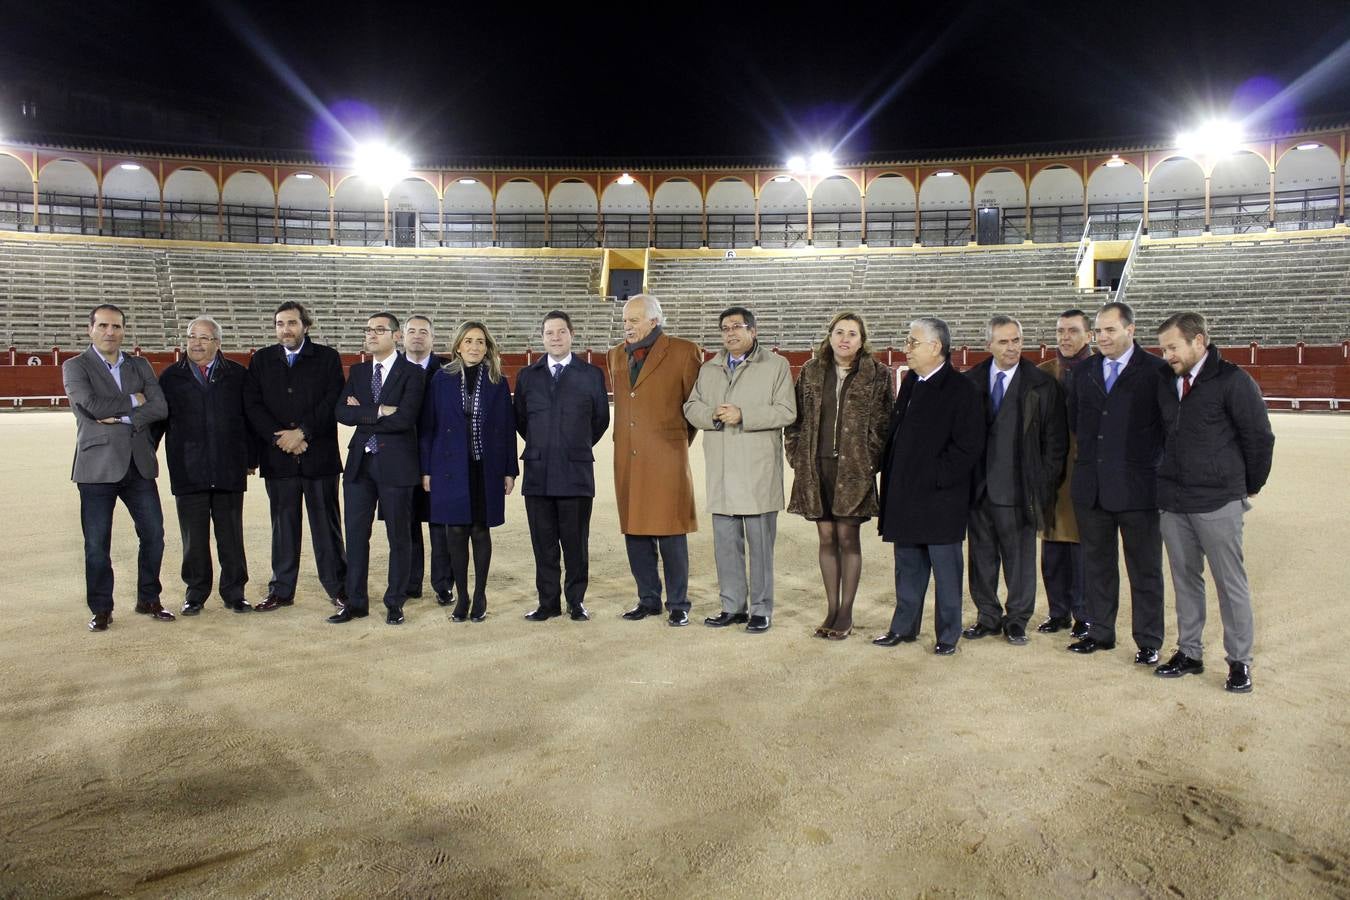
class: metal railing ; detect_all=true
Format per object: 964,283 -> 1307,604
1113,219 -> 1146,303
1073,216 -> 1092,269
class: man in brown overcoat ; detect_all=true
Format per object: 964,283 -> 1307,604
608,294 -> 704,626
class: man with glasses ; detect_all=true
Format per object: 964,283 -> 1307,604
875,318 -> 984,655
1065,301 -> 1171,665
244,301 -> 348,612
154,316 -> 255,616
331,313 -> 425,625
684,306 -> 796,634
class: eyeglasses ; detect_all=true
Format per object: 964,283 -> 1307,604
363,327 -> 393,336
186,334 -> 219,342
903,336 -> 933,349
720,323 -> 753,334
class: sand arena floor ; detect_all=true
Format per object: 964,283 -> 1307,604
0,410 -> 1347,898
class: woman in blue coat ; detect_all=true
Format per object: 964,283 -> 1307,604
420,321 -> 519,621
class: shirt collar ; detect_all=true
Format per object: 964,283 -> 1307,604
285,339 -> 306,358
1186,355 -> 1205,382
1106,343 -> 1135,371
372,350 -> 399,370
547,353 -> 574,369
93,346 -> 125,369
917,361 -> 945,383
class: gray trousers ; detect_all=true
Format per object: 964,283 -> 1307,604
712,512 -> 777,618
967,498 -> 1037,629
1160,499 -> 1254,665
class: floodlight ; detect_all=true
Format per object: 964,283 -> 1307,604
294,172 -> 314,180
934,170 -> 955,178
786,155 -> 806,173
1296,142 -> 1321,151
772,175 -> 792,183
1176,120 -> 1243,158
1104,155 -> 1126,168
616,173 -> 636,186
353,142 -> 411,192
119,163 -> 141,171
458,178 -> 478,185
808,151 -> 834,174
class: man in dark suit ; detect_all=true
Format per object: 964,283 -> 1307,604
154,316 -> 255,616
514,310 -> 611,622
961,315 -> 1067,646
62,304 -> 172,631
1066,301 -> 1171,664
874,316 -> 985,655
399,314 -> 452,606
330,312 -> 425,625
243,301 -> 347,612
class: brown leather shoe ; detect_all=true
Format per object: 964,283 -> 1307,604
255,594 -> 294,612
89,612 -> 111,632
134,601 -> 176,622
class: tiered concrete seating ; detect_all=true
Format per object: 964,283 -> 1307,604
1124,235 -> 1350,344
646,248 -> 1083,348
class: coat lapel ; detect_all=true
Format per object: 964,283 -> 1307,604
633,333 -> 670,390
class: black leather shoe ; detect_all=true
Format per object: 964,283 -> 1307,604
524,607 -> 560,621
934,642 -> 957,656
704,611 -> 749,627
181,602 -> 203,616
89,612 -> 111,632
1070,619 -> 1090,638
331,591 -> 348,609
568,605 -> 590,621
1005,623 -> 1028,645
1037,616 -> 1071,634
135,602 -> 176,622
1134,648 -> 1160,666
327,607 -> 367,624
1224,662 -> 1252,693
668,610 -> 689,627
872,632 -> 909,647
224,600 -> 252,613
622,604 -> 661,620
386,610 -> 405,625
436,591 -> 453,607
746,615 -> 770,633
961,622 -> 1001,640
1068,637 -> 1115,654
469,610 -> 487,623
451,612 -> 467,622
1155,651 -> 1204,678
255,593 -> 293,612
405,590 -> 423,600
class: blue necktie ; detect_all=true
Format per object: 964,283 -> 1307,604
552,362 -> 563,383
365,362 -> 382,453
286,351 -> 296,367
728,357 -> 740,375
1104,359 -> 1121,393
991,371 -> 1006,415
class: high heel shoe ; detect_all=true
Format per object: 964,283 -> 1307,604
825,625 -> 853,641
451,599 -> 469,622
469,598 -> 487,622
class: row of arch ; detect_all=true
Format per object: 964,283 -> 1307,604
1,133 -> 1347,244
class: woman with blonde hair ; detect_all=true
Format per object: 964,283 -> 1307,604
420,321 -> 518,622
785,312 -> 894,639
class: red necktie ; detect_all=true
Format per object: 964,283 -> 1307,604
1181,373 -> 1192,398
199,365 -> 209,381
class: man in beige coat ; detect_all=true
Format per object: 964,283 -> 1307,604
608,294 -> 704,626
684,307 -> 797,633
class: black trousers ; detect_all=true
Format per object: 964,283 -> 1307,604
175,490 -> 247,606
966,498 -> 1037,630
1041,540 -> 1086,622
342,453 -> 414,613
1074,502 -> 1165,650
525,495 -> 593,613
624,534 -> 689,612
264,474 -> 346,600
407,518 -> 453,598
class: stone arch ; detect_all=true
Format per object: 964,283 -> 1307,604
101,163 -> 161,238
918,171 -> 971,246
1209,150 -> 1273,234
865,173 -> 917,247
163,166 -> 221,241
548,180 -> 599,248
1274,143 -> 1341,230
1028,165 -> 1085,243
706,177 -> 756,249
600,180 -> 649,248
652,178 -> 702,248
220,170 -> 277,244
0,153 -> 33,231
973,168 -> 1025,243
275,173 -> 331,245
809,175 -> 861,248
1086,160 -> 1144,238
495,179 -> 546,248
440,178 -> 493,248
1147,157 -> 1206,237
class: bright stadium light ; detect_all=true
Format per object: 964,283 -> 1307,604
352,141 -> 411,193
785,155 -> 807,174
1296,141 -> 1321,151
808,151 -> 835,174
934,169 -> 955,177
119,163 -> 141,171
772,174 -> 792,183
458,177 -> 478,185
616,172 -> 636,186
1177,120 -> 1243,158
294,172 -> 314,180
1105,154 -> 1126,168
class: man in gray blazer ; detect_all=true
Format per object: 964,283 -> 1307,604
62,304 -> 172,632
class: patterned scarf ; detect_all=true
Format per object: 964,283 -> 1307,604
625,326 -> 663,385
460,364 -> 485,462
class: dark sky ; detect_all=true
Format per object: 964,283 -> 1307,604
6,0 -> 1350,163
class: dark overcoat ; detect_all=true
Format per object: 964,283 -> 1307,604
155,354 -> 255,495
419,364 -> 519,527
513,355 -> 610,497
244,339 -> 344,478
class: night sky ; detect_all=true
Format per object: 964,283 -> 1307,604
5,0 -> 1350,163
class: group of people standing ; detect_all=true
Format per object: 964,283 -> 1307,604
64,293 -> 1274,693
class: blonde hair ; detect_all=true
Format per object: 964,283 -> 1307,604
446,320 -> 503,383
813,311 -> 873,364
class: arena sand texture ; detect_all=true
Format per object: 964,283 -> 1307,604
0,410 -> 1347,898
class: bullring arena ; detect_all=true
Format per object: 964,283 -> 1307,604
3,77 -> 1350,900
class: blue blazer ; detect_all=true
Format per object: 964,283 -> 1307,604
419,365 -> 519,526
512,355 -> 610,497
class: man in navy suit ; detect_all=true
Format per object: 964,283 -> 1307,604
1066,301 -> 1171,664
514,310 -> 611,621
399,314 -> 452,606
331,312 -> 425,625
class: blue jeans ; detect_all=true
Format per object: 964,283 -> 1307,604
889,542 -> 964,646
78,463 -> 165,613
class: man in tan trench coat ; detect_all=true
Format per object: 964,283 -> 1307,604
608,294 -> 704,626
684,306 -> 796,634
